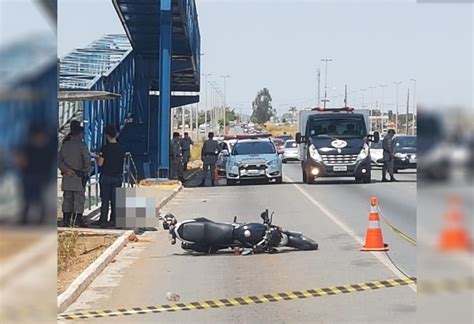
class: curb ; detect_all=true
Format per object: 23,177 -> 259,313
57,229 -> 134,314
157,183 -> 183,210
184,168 -> 201,181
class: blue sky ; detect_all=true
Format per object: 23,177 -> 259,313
56,0 -> 472,114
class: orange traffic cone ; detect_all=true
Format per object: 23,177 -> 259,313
438,195 -> 471,251
361,197 -> 389,251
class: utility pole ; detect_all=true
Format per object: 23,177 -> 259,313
406,88 -> 410,135
321,58 -> 332,109
394,81 -> 402,133
410,78 -> 416,135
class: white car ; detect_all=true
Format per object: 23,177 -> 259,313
281,140 -> 299,163
216,139 -> 237,176
226,138 -> 282,185
370,139 -> 384,167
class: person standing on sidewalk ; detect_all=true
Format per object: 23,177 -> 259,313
382,129 -> 397,182
200,132 -> 220,187
58,121 -> 90,227
170,132 -> 184,181
180,132 -> 193,172
94,124 -> 126,228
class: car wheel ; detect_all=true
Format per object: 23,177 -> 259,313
275,176 -> 283,184
363,171 -> 372,183
282,160 -> 287,164
302,168 -> 307,183
394,168 -> 399,174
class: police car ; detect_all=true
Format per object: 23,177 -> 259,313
225,138 -> 283,185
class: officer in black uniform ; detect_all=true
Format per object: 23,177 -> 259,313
382,129 -> 397,182
170,132 -> 184,181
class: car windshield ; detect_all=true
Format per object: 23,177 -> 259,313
396,136 -> 417,148
232,141 -> 276,155
307,117 -> 367,138
285,140 -> 297,148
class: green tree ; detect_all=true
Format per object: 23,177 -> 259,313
217,107 -> 238,127
251,88 -> 273,124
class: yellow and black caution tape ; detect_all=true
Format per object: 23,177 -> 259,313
378,206 -> 417,246
58,277 -> 416,321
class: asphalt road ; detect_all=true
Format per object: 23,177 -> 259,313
65,163 -> 417,323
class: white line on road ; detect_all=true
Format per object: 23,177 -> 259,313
284,175 -> 417,292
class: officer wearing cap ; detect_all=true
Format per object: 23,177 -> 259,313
199,132 -> 220,187
180,132 -> 193,172
382,129 -> 397,182
170,132 -> 184,181
58,120 -> 90,227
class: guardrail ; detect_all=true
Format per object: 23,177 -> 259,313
122,152 -> 138,188
60,151 -> 137,213
85,157 -> 100,212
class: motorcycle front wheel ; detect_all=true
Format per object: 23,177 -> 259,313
287,235 -> 319,250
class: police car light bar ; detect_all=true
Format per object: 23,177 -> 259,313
224,133 -> 272,140
311,107 -> 354,112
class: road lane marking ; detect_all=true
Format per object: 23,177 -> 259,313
57,277 -> 416,320
283,175 -> 417,292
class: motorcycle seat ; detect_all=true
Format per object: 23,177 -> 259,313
180,220 -> 234,246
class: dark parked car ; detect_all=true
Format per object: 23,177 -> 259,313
393,135 -> 417,172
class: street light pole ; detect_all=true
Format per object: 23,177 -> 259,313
394,81 -> 402,133
368,86 -> 376,131
410,78 -> 416,135
317,68 -> 321,107
321,58 -> 333,109
201,74 -> 211,135
379,84 -> 388,131
360,89 -> 367,108
220,75 -> 230,134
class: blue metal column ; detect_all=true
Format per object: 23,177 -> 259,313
157,0 -> 172,179
83,100 -> 92,149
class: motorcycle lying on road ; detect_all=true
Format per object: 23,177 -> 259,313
163,209 -> 318,254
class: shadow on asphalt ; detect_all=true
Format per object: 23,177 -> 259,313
395,170 -> 417,175
164,248 -> 318,258
371,179 -> 417,183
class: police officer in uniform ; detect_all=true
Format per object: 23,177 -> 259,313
382,129 -> 397,182
180,132 -> 193,172
200,132 -> 220,187
58,121 -> 91,227
170,132 -> 184,181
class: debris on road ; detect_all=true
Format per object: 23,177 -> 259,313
166,292 -> 181,302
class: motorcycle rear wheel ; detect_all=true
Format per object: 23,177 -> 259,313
287,235 -> 319,250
